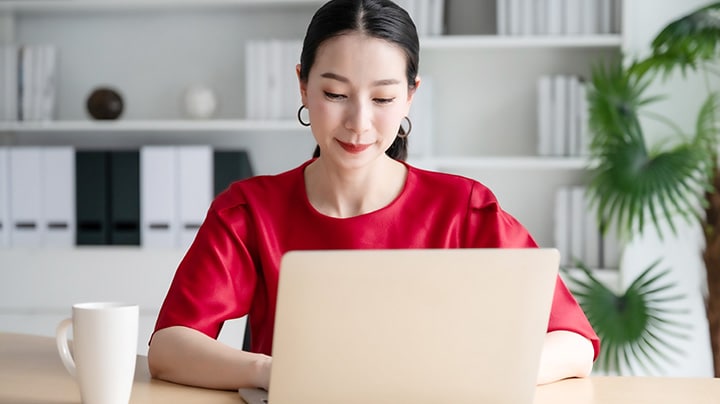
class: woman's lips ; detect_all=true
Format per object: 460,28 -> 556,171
337,140 -> 372,153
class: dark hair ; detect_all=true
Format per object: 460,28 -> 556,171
300,0 -> 420,161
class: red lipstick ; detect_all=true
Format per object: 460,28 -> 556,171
337,140 -> 372,153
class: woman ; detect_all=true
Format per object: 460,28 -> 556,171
148,0 -> 598,390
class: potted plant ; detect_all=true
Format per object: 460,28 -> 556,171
567,2 -> 720,375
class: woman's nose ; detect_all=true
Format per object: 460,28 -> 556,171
344,101 -> 371,134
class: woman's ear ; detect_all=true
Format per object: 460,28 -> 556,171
406,76 -> 421,112
296,64 -> 308,106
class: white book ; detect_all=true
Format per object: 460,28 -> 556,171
534,0 -> 548,35
245,41 -> 258,119
567,75 -> 580,156
40,45 -> 57,121
140,146 -> 178,248
508,0 -> 522,35
569,186 -> 585,266
4,46 -> 18,121
41,147 -> 75,247
408,76 -> 433,158
0,147 -> 9,247
269,40 -> 283,120
613,0 -> 622,34
19,46 -> 33,121
564,0 -> 581,35
497,0 -> 509,35
416,0 -> 431,37
520,0 -> 535,36
257,41 -> 270,119
537,75 -> 553,156
577,81 -> 591,156
553,187 -> 571,266
31,45 -> 44,122
546,0 -> 565,35
552,75 -> 568,156
580,0 -> 598,34
9,147 -> 43,247
583,191 -> 601,268
602,219 -> 622,269
429,0 -> 444,35
598,0 -> 612,34
283,41 -> 302,121
177,146 -> 213,251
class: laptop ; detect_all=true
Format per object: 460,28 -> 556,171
239,248 -> 560,404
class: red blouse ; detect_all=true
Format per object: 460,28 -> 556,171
153,160 -> 600,359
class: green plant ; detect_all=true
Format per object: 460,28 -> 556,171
564,261 -> 689,374
579,2 -> 720,375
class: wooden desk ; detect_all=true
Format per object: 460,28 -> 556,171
2,332 -> 720,404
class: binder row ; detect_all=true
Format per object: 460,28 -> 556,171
554,186 -> 620,269
0,45 -> 58,122
497,0 -> 622,36
0,146 -> 254,249
245,40 -> 303,120
537,74 -> 590,157
394,0 -> 445,36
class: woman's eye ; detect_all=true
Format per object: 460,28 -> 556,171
324,92 -> 346,100
374,97 -> 395,105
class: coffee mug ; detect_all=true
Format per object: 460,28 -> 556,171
56,302 -> 139,404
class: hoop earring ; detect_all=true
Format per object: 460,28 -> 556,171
397,116 -> 412,138
297,105 -> 311,127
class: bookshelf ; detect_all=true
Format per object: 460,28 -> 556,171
0,0 -> 625,345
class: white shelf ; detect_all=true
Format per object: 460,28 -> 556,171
0,119 -> 309,133
0,0 -> 323,12
426,156 -> 590,170
420,35 -> 623,49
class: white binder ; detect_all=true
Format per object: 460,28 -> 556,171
177,146 -> 212,251
9,147 -> 43,247
140,146 -> 178,248
0,147 -> 9,247
42,147 -> 75,247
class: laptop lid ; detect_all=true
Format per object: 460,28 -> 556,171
266,248 -> 560,404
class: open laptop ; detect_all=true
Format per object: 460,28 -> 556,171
239,248 -> 560,404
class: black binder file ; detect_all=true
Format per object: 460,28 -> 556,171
213,150 -> 255,196
75,151 -> 110,245
110,151 -> 140,245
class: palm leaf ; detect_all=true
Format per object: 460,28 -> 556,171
563,260 -> 690,374
630,2 -> 720,79
586,60 -> 715,238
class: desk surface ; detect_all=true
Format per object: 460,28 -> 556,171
2,332 -> 720,404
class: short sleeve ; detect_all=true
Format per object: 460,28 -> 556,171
465,182 -> 600,360
152,199 -> 258,341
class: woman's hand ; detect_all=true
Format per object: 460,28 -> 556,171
536,330 -> 594,385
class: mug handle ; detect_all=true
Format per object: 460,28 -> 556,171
56,317 -> 76,378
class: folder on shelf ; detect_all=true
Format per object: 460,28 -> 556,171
177,146 -> 213,250
109,150 -> 140,246
214,149 -> 255,196
140,146 -> 178,248
553,187 -> 570,267
569,186 -> 585,265
408,76 -> 433,159
42,147 -> 75,247
0,147 -> 9,247
76,151 -> 110,245
9,147 -> 43,247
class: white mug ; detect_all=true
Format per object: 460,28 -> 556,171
56,302 -> 139,404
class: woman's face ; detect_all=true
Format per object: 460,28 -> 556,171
298,33 -> 417,169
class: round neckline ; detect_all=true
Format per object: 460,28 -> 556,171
299,159 -> 413,221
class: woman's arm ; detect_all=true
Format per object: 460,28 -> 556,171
536,330 -> 595,385
148,326 -> 272,390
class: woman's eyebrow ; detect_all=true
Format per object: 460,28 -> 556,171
320,72 -> 400,86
